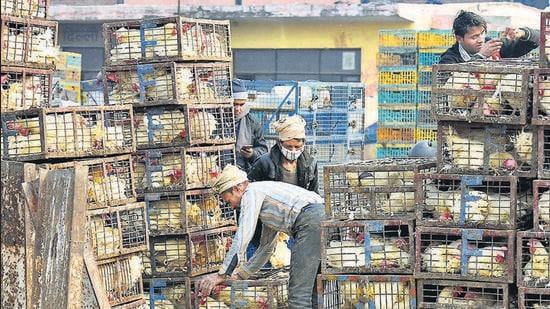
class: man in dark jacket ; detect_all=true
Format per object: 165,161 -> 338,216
232,79 -> 268,172
439,10 -> 539,64
248,114 -> 319,193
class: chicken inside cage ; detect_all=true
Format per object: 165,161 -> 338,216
98,254 -> 144,305
1,71 -> 48,111
421,283 -> 503,306
519,236 -> 550,288
320,276 -> 414,309
87,160 -> 133,206
323,223 -> 411,270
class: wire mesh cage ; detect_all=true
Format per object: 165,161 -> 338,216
1,105 -> 135,161
0,66 -> 53,111
532,68 -> 550,125
323,158 -> 436,220
81,79 -> 105,106
1,16 -> 58,69
438,121 -> 539,178
415,173 -> 531,230
87,202 -> 149,260
432,60 -> 536,125
134,103 -> 235,149
132,144 -> 235,194
416,279 -> 509,308
102,62 -> 232,106
320,219 -> 415,275
96,253 -> 146,307
415,226 -> 515,283
196,270 -> 290,309
103,16 -> 231,66
46,154 -> 137,209
144,276 -> 199,309
518,287 -> 550,309
540,12 -> 550,68
317,274 -> 416,309
517,230 -> 550,288
534,180 -> 550,231
0,0 -> 50,19
144,225 -> 236,277
144,188 -> 236,235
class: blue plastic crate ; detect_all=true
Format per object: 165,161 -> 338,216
378,88 -> 417,105
417,88 -> 431,105
376,143 -> 414,159
378,105 -> 417,125
418,51 -> 442,67
418,70 -> 432,86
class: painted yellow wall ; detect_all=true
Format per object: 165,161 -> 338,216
230,20 -> 414,97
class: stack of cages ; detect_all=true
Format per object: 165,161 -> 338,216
0,1 -> 149,307
420,23 -> 545,306
244,80 -> 366,194
416,30 -> 454,145
376,29 -> 418,158
318,157 -> 438,308
515,12 -> 550,309
98,16 -> 252,308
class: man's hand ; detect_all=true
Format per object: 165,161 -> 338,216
479,38 -> 503,58
503,27 -> 526,40
199,273 -> 225,296
239,146 -> 254,158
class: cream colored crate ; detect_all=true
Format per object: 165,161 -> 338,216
0,0 -> 49,19
0,66 -> 53,111
417,279 -> 510,308
1,105 -> 135,161
96,253 -> 146,307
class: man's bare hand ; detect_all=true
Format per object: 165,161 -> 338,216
479,38 -> 503,57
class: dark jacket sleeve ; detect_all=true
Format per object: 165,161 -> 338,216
499,27 -> 540,58
247,152 -> 277,181
439,43 -> 464,64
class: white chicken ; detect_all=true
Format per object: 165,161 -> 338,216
270,232 -> 291,269
443,71 -> 481,110
512,130 -> 533,163
523,238 -> 550,287
436,286 -> 463,305
189,111 -> 218,140
430,189 -> 490,223
445,125 -> 485,171
148,199 -> 184,231
466,245 -> 509,278
421,239 -> 464,273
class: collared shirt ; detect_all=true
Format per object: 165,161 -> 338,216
218,181 -> 324,277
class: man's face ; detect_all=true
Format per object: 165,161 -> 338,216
233,99 -> 246,118
220,185 -> 244,209
457,25 -> 486,55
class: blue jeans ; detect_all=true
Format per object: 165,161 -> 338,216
289,203 -> 326,308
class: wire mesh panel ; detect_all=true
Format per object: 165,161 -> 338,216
317,274 -> 416,309
134,104 -> 235,149
103,62 -> 232,106
320,219 -> 415,275
415,173 -> 530,230
307,136 -> 363,164
534,180 -> 550,231
144,189 -> 236,236
298,81 -> 365,111
96,253 -> 146,307
144,225 -> 236,277
144,277 -> 198,309
517,230 -> 550,288
518,287 -> 550,309
1,105 -> 135,161
46,154 -> 137,209
81,79 -> 105,106
133,144 -> 235,194
532,68 -> 550,125
1,16 -> 58,69
0,66 -> 53,111
415,227 -> 515,283
196,270 -> 289,309
323,158 -> 436,220
87,202 -> 149,260
244,80 -> 298,110
438,121 -> 539,177
0,0 -> 50,19
417,279 -> 509,308
539,126 -> 550,179
432,60 -> 536,125
103,16 -> 231,66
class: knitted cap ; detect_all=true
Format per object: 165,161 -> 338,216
232,79 -> 248,100
211,164 -> 248,194
274,114 -> 306,141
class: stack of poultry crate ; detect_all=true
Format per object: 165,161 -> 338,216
414,31 -> 542,307
99,16 -> 242,308
376,30 -> 418,158
515,11 -> 550,309
317,157 -> 436,308
0,1 -> 151,307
